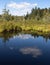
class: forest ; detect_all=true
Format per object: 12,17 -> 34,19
0,7 -> 50,35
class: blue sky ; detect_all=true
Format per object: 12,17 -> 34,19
0,0 -> 50,16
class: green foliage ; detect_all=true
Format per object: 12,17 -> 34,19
2,8 -> 11,21
0,7 -> 50,34
25,7 -> 50,21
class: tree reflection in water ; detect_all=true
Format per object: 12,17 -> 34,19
0,32 -> 50,43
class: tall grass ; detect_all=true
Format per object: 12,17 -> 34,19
0,20 -> 50,35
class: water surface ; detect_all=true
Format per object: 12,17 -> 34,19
0,33 -> 50,65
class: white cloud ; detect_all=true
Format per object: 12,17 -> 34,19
7,2 -> 37,16
7,2 -> 37,9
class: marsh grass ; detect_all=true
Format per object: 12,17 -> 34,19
0,20 -> 50,36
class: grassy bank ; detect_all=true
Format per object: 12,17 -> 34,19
0,21 -> 50,35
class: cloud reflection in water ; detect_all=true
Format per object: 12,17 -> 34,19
13,34 -> 34,40
20,47 -> 42,58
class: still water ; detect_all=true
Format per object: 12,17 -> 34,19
0,33 -> 50,65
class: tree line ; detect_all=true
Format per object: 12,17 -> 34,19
25,7 -> 50,22
0,7 -> 50,22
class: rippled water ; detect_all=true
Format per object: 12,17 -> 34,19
0,34 -> 50,65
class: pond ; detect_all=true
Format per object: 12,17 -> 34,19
0,33 -> 50,65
